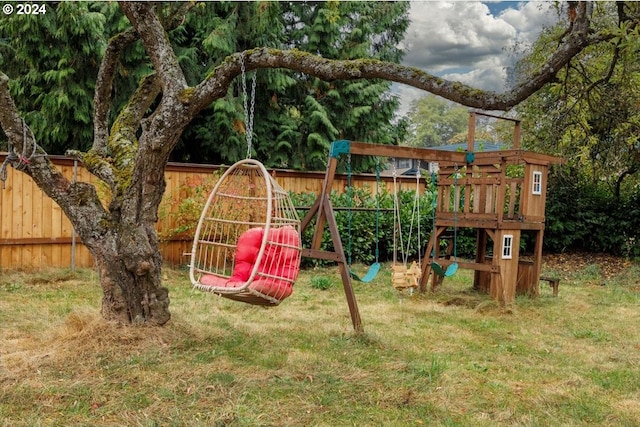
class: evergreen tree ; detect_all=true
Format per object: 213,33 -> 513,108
171,1 -> 410,171
0,2 -> 409,171
0,3 -> 109,152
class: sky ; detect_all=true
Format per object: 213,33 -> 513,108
396,1 -> 560,116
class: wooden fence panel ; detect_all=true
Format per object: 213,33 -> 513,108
0,154 -> 419,270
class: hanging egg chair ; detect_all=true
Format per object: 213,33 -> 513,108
189,158 -> 302,306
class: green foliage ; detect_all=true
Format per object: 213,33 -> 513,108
310,276 -> 333,291
291,186 -> 437,267
174,1 -> 411,171
1,1 -> 408,167
161,170 -> 481,266
512,3 -> 640,258
516,2 -> 640,200
0,2 -> 110,152
544,170 -> 640,258
404,94 -> 469,147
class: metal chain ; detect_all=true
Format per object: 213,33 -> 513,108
240,52 -> 257,159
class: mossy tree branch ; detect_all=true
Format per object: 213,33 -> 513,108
120,2 -> 187,97
186,3 -> 597,116
92,2 -> 194,174
108,73 -> 161,200
1,72 -> 109,244
93,28 -> 139,156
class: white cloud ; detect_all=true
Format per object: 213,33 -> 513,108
401,1 -> 515,73
396,1 -> 559,116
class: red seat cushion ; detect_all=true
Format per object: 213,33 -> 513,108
199,274 -> 228,287
229,227 -> 264,282
251,226 -> 300,299
199,226 -> 300,301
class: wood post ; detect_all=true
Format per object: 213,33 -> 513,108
300,149 -> 363,334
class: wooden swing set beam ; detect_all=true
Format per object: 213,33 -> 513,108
343,140 -> 468,164
343,140 -> 564,166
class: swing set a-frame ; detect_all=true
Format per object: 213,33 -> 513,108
300,112 -> 564,333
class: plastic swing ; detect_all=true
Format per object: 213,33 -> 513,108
430,166 -> 459,277
390,160 -> 423,291
345,155 -> 381,283
189,54 -> 302,306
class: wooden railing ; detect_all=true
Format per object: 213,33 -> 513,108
435,164 -> 533,229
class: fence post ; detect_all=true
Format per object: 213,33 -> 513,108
71,159 -> 77,271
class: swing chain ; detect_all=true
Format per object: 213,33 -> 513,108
391,158 -> 402,265
240,52 -> 257,159
404,162 -> 421,265
453,163 -> 459,260
416,160 -> 421,266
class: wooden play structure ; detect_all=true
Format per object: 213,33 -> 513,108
301,112 -> 563,332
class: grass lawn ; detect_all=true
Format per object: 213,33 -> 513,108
1,257 -> 639,426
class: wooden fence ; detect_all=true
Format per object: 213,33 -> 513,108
0,153 -> 419,270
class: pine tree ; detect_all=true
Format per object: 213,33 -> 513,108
0,3 -> 109,152
171,1 -> 410,171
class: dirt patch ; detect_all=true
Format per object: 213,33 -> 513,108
542,252 -> 636,279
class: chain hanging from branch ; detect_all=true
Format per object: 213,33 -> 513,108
240,52 -> 257,160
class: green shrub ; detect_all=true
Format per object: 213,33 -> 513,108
291,186 -> 437,267
161,174 -> 486,267
545,171 -> 640,258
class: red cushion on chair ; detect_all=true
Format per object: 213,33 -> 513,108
250,226 -> 300,299
199,274 -> 228,287
201,226 -> 300,301
250,279 -> 294,299
229,227 -> 264,282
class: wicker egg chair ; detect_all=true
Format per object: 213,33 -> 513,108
189,159 -> 302,306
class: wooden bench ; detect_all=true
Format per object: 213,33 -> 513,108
540,276 -> 560,296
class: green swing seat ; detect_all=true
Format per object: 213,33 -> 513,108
430,261 -> 458,277
350,262 -> 381,283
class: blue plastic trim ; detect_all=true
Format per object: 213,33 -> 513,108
466,151 -> 475,164
330,140 -> 351,158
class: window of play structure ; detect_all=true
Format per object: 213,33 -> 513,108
532,171 -> 542,195
502,234 -> 513,259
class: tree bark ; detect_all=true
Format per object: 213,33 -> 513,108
96,224 -> 169,325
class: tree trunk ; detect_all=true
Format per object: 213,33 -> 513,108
94,223 -> 170,325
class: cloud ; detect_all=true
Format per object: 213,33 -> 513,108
401,1 -> 515,74
499,1 -> 559,47
395,1 -> 559,116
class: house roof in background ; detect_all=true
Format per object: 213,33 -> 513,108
380,141 -> 507,176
